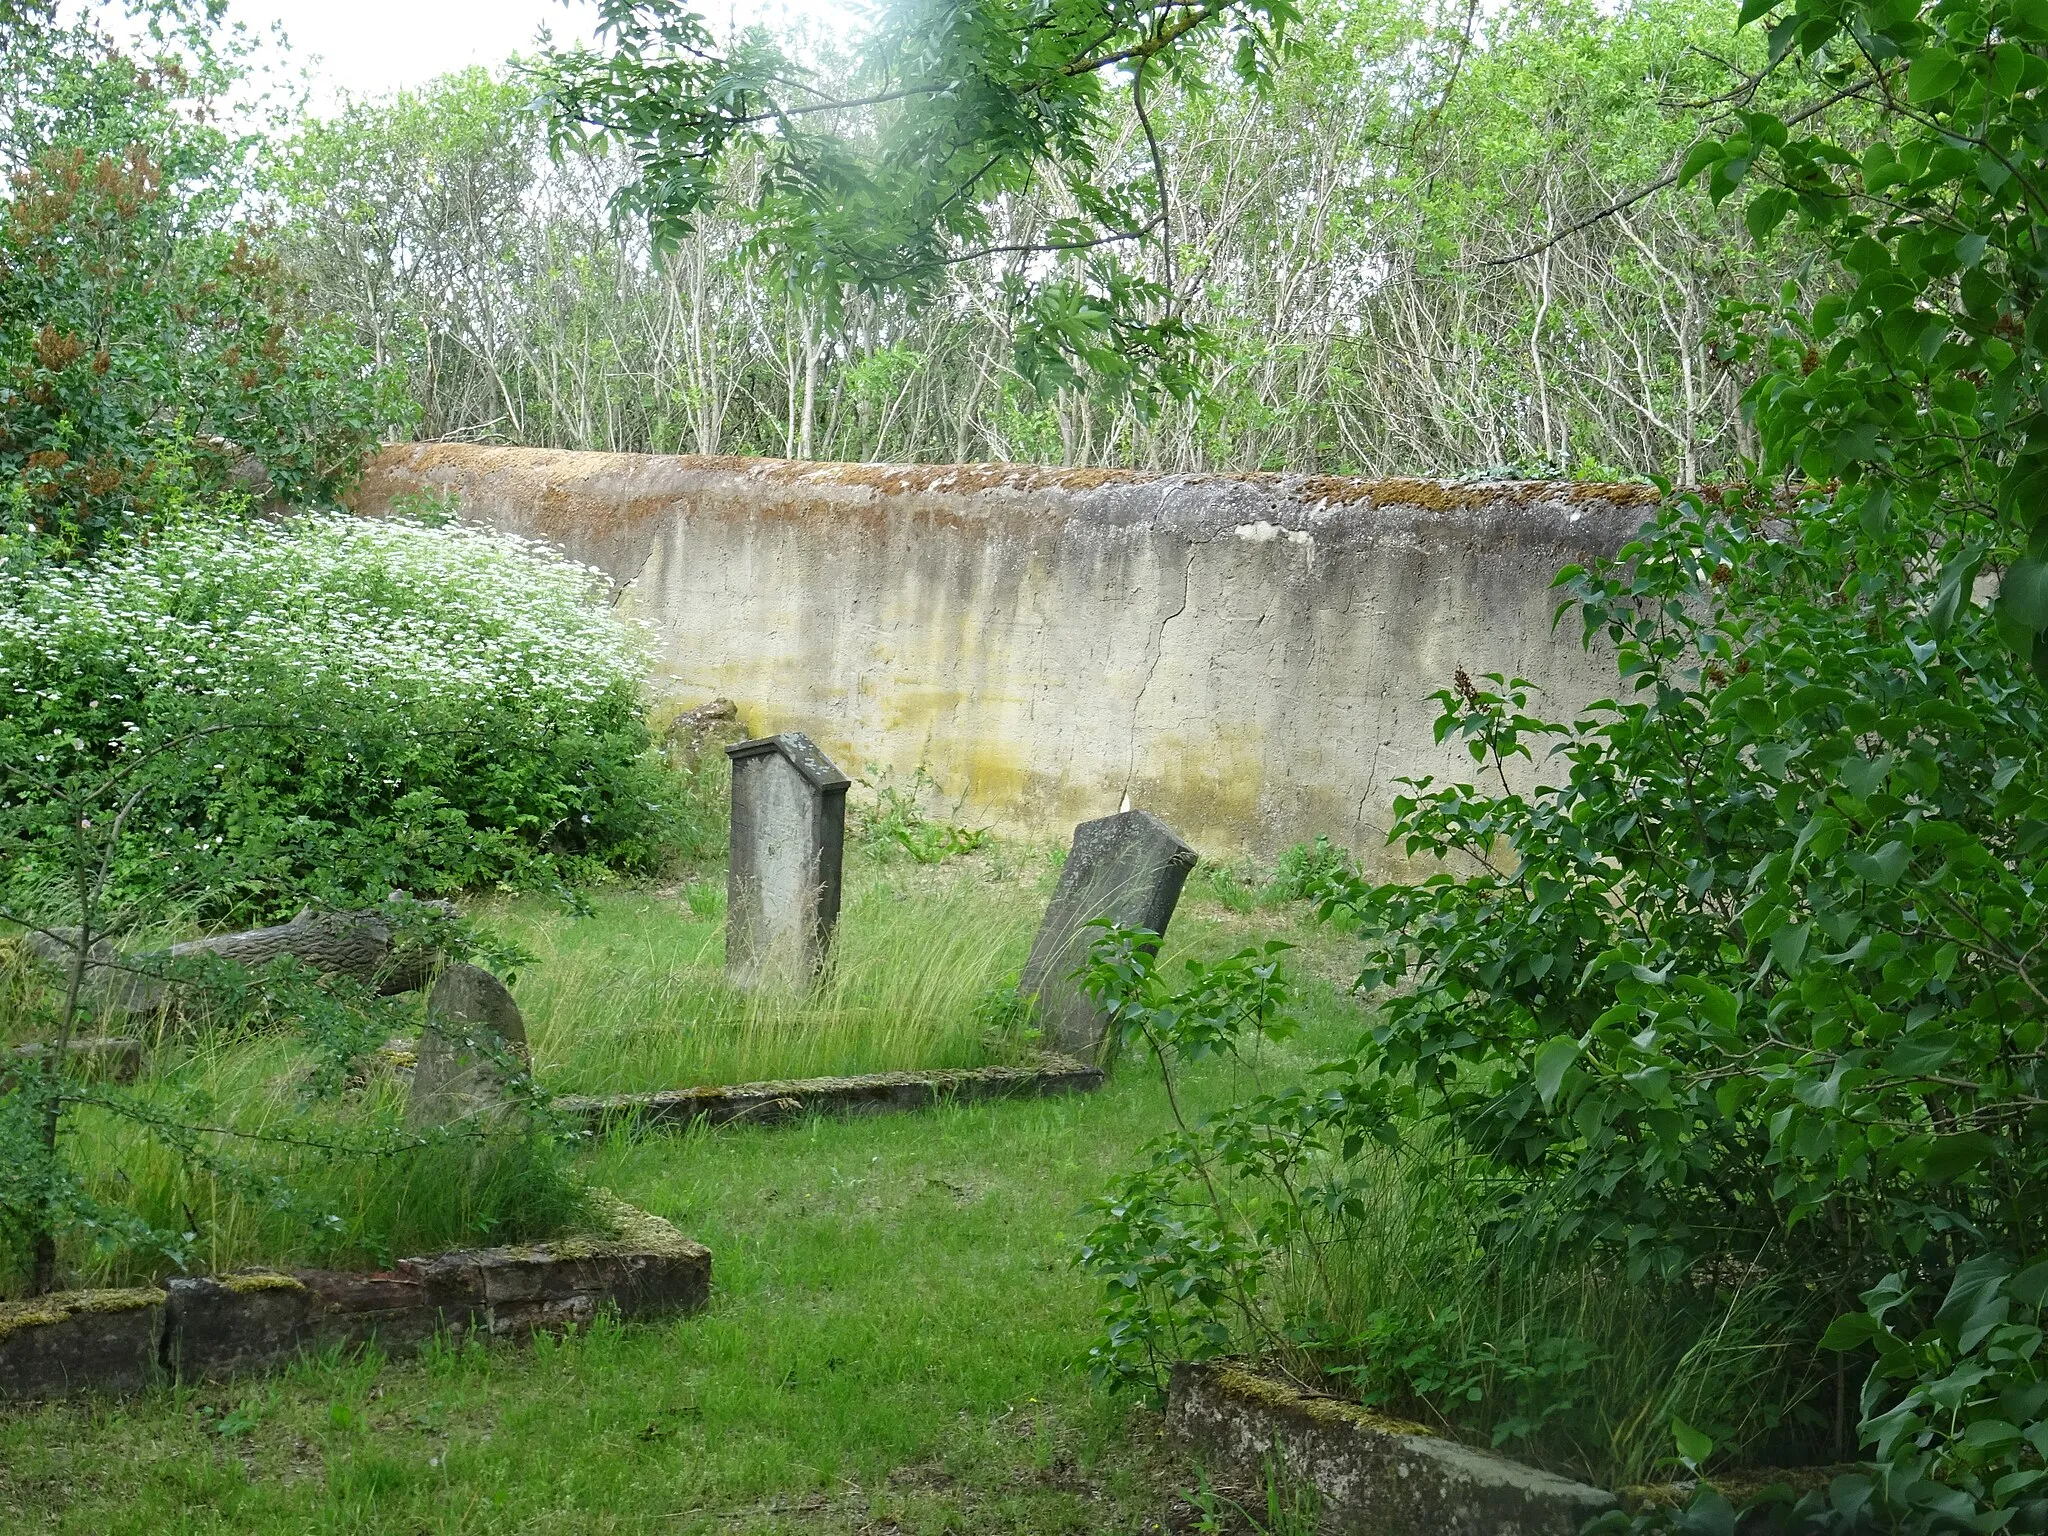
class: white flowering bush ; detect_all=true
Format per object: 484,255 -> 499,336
0,510 -> 681,918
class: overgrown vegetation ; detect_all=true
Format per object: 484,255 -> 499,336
1079,478 -> 2048,1486
3,0 -> 2045,1530
0,3 -> 402,557
496,870 -> 1047,1094
0,1 -> 676,1300
2,510 -> 676,921
1076,0 -> 2048,1526
0,730 -> 587,1296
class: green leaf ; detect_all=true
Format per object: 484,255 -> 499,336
1961,1419 -> 2023,1453
1930,546 -> 1987,638
1923,1134 -> 1999,1188
1672,1415 -> 1716,1468
1532,1036 -> 1580,1107
1677,139 -> 1726,188
1770,923 -> 1810,973
1745,188 -> 1793,242
1820,1312 -> 1882,1351
1906,50 -> 1966,105
1846,841 -> 1911,887
1997,557 -> 2048,633
1837,754 -> 1892,800
2012,1262 -> 2048,1310
1707,156 -> 1752,204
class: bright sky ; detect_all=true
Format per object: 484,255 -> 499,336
219,0 -> 860,111
224,0 -> 589,107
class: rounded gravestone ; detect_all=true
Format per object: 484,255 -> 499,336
406,963 -> 531,1129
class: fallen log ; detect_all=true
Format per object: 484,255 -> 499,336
21,897 -> 447,1018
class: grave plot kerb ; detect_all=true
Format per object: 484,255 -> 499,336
725,732 -> 850,986
1167,1360 -> 1618,1536
0,1196 -> 711,1399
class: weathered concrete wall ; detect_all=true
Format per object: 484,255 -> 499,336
352,445 -> 1657,867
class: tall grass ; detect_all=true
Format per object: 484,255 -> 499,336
494,870 -> 1048,1094
1270,1141 -> 1825,1487
2,842 -> 1344,1296
2,973 -> 588,1296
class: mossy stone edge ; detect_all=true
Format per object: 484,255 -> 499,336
1,1197 -> 706,1401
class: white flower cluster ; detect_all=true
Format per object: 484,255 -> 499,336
0,512 -> 648,720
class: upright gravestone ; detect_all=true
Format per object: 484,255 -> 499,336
725,732 -> 851,988
407,963 -> 531,1129
1019,810 -> 1198,1061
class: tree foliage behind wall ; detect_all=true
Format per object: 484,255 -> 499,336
272,0 -> 1851,478
0,2 -> 404,556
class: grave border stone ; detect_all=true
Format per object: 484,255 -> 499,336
1166,1360 -> 1619,1536
1,1195 -> 709,1399
556,1053 -> 1106,1133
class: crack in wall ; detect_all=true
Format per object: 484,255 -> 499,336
1122,538 -> 1198,808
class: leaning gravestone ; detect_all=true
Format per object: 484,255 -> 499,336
725,732 -> 851,988
1019,810 -> 1198,1060
406,963 -> 531,1129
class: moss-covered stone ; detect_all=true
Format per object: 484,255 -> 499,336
557,1054 -> 1104,1134
217,1270 -> 308,1296
0,1286 -> 166,1345
1206,1361 -> 1435,1438
0,1286 -> 167,1398
570,1189 -> 700,1260
1168,1359 -> 1616,1536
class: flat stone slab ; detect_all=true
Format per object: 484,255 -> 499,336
1167,1361 -> 1617,1536
2,1194 -> 709,1398
556,1055 -> 1105,1133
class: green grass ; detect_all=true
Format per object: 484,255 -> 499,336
5,846 -> 1352,1299
1269,1140 -> 1821,1486
492,859 -> 1055,1094
15,1024 -> 588,1292
0,953 -> 1363,1533
5,851 -> 1815,1514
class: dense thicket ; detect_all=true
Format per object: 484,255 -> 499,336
273,0 -> 1854,479
0,4 -> 401,556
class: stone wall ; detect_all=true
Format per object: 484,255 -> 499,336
352,445 -> 1658,867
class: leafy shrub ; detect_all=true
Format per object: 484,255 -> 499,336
0,509 -> 685,920
1075,922 -> 1816,1486
1805,1258 -> 2048,1534
851,766 -> 990,864
1079,475 -> 2048,1481
1263,836 -> 1355,905
0,670 -> 596,1295
1339,485 -> 2046,1313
